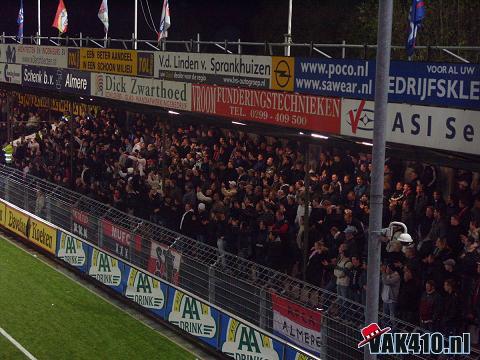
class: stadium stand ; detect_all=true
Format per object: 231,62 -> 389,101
2,91 -> 480,339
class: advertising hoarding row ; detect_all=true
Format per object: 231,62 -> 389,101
341,98 -> 480,155
2,43 -> 478,111
295,58 -> 480,110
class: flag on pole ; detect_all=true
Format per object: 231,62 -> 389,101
17,0 -> 24,40
158,0 -> 171,41
98,0 -> 109,34
406,0 -> 425,57
52,0 -> 68,34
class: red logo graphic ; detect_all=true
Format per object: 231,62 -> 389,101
348,99 -> 366,134
358,323 -> 391,348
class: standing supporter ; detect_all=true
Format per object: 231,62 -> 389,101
442,279 -> 461,335
381,263 -> 401,318
397,265 -> 422,324
419,280 -> 443,331
334,244 -> 352,300
349,255 -> 364,303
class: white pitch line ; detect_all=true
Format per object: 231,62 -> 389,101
0,327 -> 38,360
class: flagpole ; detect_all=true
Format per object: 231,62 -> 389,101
286,0 -> 293,56
134,0 -> 138,49
38,0 -> 41,44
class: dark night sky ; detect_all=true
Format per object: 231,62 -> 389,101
0,0 -> 361,42
2,0 -> 286,42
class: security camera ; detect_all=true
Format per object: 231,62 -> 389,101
397,232 -> 413,244
380,221 -> 413,244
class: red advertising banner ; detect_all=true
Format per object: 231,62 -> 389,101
192,84 -> 341,134
71,208 -> 92,241
147,242 -> 181,285
72,208 -> 89,226
271,292 -> 322,355
101,219 -> 142,253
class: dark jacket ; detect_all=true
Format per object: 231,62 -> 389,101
419,290 -> 443,327
397,278 -> 422,319
443,292 -> 461,331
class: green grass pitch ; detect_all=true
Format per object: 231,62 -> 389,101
0,236 -> 196,360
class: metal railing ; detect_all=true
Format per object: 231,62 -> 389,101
1,33 -> 479,62
0,164 -> 478,360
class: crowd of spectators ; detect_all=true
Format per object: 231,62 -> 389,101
2,92 -> 480,339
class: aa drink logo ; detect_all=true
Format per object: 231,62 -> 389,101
57,232 -> 86,266
168,290 -> 216,338
125,268 -> 164,310
89,249 -> 121,286
222,319 -> 279,360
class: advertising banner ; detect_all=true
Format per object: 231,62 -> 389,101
71,208 -> 98,244
192,84 -> 341,134
100,219 -> 142,261
0,44 -> 67,68
295,58 -> 480,110
220,314 -> 284,360
68,48 -> 154,77
22,65 -> 91,95
28,218 -> 57,255
14,92 -> 100,116
124,265 -> 167,318
0,63 -> 22,85
91,72 -> 192,111
155,52 -> 294,91
4,205 -> 29,239
166,288 -> 219,347
56,231 -> 89,273
0,201 -> 5,227
271,292 -> 322,356
341,99 -> 480,155
88,247 -> 125,294
147,242 -> 181,285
